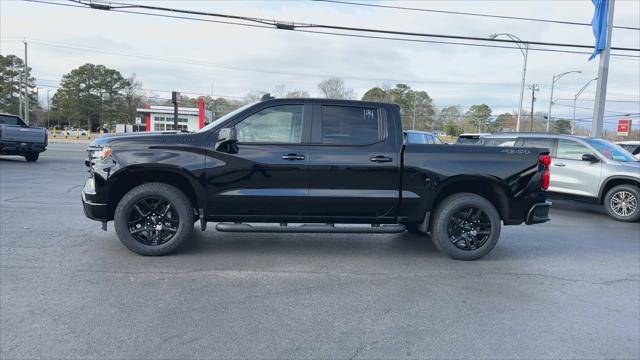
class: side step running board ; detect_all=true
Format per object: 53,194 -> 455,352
215,223 -> 406,234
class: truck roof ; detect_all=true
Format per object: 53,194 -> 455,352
258,98 -> 400,108
481,132 -> 592,140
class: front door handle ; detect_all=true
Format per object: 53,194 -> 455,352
370,155 -> 393,163
554,163 -> 566,167
282,153 -> 305,161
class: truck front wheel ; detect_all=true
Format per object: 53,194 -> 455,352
114,183 -> 194,256
431,193 -> 501,260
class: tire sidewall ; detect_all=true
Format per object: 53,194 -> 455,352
114,183 -> 193,256
604,185 -> 640,222
432,194 -> 501,261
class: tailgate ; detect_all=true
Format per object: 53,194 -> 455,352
1,125 -> 46,143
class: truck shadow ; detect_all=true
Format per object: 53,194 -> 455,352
177,230 -> 442,258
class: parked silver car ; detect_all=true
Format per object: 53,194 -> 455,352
479,133 -> 640,222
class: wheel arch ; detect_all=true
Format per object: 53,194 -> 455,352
105,165 -> 205,221
430,175 -> 511,222
598,176 -> 640,204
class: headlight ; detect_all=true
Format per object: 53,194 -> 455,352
90,146 -> 111,160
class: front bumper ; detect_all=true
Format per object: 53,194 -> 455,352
525,201 -> 552,225
81,190 -> 107,222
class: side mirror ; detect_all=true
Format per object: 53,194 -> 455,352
582,154 -> 599,162
215,127 -> 238,153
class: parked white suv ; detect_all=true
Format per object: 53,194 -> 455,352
479,133 -> 640,222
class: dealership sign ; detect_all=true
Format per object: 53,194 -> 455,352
617,119 -> 631,136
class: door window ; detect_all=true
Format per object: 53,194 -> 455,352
320,106 -> 382,145
236,105 -> 304,143
556,140 -> 592,160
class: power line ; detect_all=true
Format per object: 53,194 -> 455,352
19,38 -> 560,86
315,0 -> 640,31
556,98 -> 640,103
16,3 -> 640,59
24,0 -> 640,53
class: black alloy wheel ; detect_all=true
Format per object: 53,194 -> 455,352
446,207 -> 492,251
114,182 -> 193,256
127,197 -> 179,246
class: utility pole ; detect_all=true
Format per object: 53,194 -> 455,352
210,83 -> 216,120
528,84 -> 540,132
23,40 -> 29,125
47,89 -> 51,129
171,91 -> 180,130
591,0 -> 615,138
412,97 -> 417,130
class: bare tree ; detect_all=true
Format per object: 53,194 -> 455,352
245,90 -> 267,103
318,77 -> 355,99
285,89 -> 310,98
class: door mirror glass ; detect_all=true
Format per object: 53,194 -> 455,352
215,127 -> 238,153
581,153 -> 599,162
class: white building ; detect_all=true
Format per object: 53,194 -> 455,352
136,98 -> 211,132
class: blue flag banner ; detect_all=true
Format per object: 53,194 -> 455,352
589,0 -> 609,61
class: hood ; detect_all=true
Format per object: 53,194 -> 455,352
89,131 -> 187,147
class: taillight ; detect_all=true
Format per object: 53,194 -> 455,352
539,154 -> 551,190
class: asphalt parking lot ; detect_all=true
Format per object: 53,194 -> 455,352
1,143 -> 639,359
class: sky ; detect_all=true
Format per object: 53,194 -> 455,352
1,0 -> 639,131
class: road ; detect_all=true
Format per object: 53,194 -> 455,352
1,143 -> 639,359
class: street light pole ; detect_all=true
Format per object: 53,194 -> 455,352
547,70 -> 582,132
490,33 -> 527,132
572,77 -> 598,135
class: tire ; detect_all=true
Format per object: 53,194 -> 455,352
431,193 -> 501,260
604,185 -> 640,222
114,183 -> 194,256
24,152 -> 39,162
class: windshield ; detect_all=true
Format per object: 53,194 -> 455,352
586,139 -> 638,162
197,102 -> 256,133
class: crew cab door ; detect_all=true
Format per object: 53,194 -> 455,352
206,103 -> 312,216
305,104 -> 401,219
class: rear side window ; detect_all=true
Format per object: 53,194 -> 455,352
320,106 -> 382,145
516,137 -> 554,150
0,115 -> 23,126
556,139 -> 592,160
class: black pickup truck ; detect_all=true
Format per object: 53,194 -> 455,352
82,98 -> 551,260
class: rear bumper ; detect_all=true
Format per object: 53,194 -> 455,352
81,191 -> 107,222
525,201 -> 552,225
0,141 -> 47,155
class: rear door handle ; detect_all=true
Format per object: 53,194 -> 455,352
554,163 -> 566,167
370,155 -> 393,163
281,153 -> 305,161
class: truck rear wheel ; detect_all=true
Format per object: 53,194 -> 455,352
431,193 -> 501,260
114,183 -> 194,256
24,152 -> 39,162
604,184 -> 640,222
